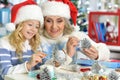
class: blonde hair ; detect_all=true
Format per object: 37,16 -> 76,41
63,18 -> 74,35
9,21 -> 41,59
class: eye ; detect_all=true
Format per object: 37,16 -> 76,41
57,20 -> 63,23
46,19 -> 52,23
45,18 -> 53,23
57,18 -> 64,23
35,25 -> 39,29
28,23 -> 33,26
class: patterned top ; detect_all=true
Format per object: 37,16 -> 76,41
0,35 -> 43,80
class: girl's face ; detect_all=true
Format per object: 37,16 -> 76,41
44,16 -> 65,38
21,20 -> 40,40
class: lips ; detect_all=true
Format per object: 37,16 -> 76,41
50,29 -> 59,34
27,31 -> 34,36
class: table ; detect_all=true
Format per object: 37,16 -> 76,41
5,68 -> 82,80
5,73 -> 35,80
4,65 -> 120,80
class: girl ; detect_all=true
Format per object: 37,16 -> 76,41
0,0 -> 46,80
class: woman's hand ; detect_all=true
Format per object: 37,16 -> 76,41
27,52 -> 46,71
67,36 -> 79,57
83,46 -> 98,60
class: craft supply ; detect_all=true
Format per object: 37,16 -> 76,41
80,68 -> 91,72
80,38 -> 91,49
108,71 -> 120,80
91,60 -> 103,74
36,65 -> 56,80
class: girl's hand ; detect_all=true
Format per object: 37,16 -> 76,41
83,46 -> 98,60
27,52 -> 46,70
67,36 -> 79,57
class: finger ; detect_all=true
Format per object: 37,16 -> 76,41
83,49 -> 94,55
69,36 -> 79,41
83,51 -> 96,59
37,52 -> 46,58
69,38 -> 79,45
83,49 -> 98,59
35,57 -> 42,63
71,37 -> 79,42
68,37 -> 72,42
89,46 -> 97,53
84,46 -> 96,53
72,41 -> 78,47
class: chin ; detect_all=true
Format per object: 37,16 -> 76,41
26,37 -> 33,40
51,35 -> 58,38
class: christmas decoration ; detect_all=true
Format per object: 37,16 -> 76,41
105,20 -> 118,43
108,71 -> 120,80
77,38 -> 91,49
36,67 -> 51,80
52,44 -> 66,67
36,65 -> 57,80
91,60 -> 103,74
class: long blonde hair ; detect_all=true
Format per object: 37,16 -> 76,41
9,21 -> 41,58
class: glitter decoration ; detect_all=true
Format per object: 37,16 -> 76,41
52,44 -> 66,66
91,60 -> 102,74
54,50 -> 66,65
81,38 -> 91,48
108,71 -> 120,80
36,67 -> 51,80
78,38 -> 91,49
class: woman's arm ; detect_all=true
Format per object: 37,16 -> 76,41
66,31 -> 110,61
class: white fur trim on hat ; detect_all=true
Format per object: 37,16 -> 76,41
41,1 -> 70,19
5,23 -> 15,32
15,5 -> 44,26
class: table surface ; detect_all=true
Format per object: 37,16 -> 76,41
5,73 -> 34,80
4,65 -> 120,80
5,68 -> 81,80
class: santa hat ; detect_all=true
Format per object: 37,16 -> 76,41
41,0 -> 78,26
6,0 -> 44,32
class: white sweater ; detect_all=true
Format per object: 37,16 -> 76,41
40,31 -> 110,64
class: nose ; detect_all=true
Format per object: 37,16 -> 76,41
32,26 -> 38,32
52,21 -> 57,29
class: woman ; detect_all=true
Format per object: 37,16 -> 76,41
0,0 -> 46,80
40,0 -> 110,66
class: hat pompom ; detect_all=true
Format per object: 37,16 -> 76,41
5,23 -> 15,32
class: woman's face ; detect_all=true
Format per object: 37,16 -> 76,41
21,20 -> 40,40
44,16 -> 65,38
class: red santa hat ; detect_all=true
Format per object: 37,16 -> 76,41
41,0 -> 78,26
6,0 -> 44,32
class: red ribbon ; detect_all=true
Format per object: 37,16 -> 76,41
49,0 -> 78,26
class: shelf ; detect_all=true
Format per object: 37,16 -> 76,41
108,45 -> 120,52
88,11 -> 120,48
110,50 -> 120,60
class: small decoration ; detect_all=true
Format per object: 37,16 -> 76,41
54,50 -> 66,65
81,75 -> 107,80
91,60 -> 103,74
52,44 -> 66,66
115,68 -> 120,72
36,66 -> 57,80
80,38 -> 91,49
105,20 -> 118,43
108,71 -> 120,80
36,67 -> 51,80
99,75 -> 107,80
80,68 -> 91,72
